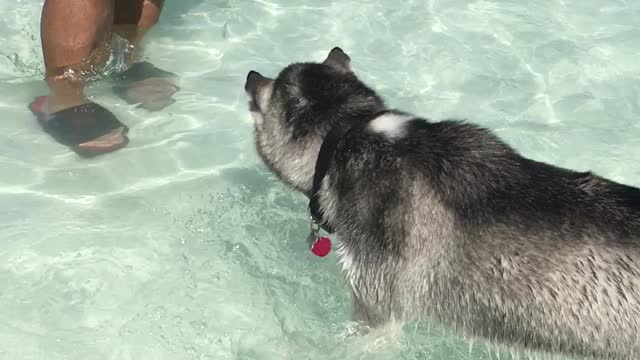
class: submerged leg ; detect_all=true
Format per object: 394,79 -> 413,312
112,0 -> 178,111
350,288 -> 391,332
113,0 -> 164,63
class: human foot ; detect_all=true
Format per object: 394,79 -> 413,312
29,96 -> 129,158
111,61 -> 179,111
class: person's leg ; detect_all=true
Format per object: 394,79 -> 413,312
41,0 -> 113,112
137,0 -> 165,41
111,0 -> 178,111
34,0 -> 127,156
114,0 -> 164,64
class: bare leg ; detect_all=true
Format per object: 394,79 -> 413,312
111,0 -> 178,111
41,0 -> 113,112
38,0 -> 126,154
114,0 -> 164,64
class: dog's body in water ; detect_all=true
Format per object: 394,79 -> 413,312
244,47 -> 640,359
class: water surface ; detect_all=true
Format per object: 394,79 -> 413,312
1,0 -> 639,359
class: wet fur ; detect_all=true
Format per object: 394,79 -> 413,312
244,48 -> 640,360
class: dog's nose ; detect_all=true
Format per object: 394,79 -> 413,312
245,70 -> 263,93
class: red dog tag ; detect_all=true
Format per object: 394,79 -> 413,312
310,236 -> 331,257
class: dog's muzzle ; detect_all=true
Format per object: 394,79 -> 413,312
245,70 -> 271,112
245,71 -> 264,93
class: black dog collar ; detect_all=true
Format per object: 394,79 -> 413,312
308,119 -> 357,234
308,111 -> 389,233
305,111 -> 386,257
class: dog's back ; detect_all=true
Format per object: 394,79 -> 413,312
322,111 -> 640,359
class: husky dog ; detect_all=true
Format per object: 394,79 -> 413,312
244,47 -> 640,360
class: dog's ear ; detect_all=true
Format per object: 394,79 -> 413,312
323,47 -> 351,72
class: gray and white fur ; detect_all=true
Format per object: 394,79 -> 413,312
244,47 -> 640,360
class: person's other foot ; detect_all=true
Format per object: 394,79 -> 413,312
112,61 -> 179,111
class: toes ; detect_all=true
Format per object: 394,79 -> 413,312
77,126 -> 127,150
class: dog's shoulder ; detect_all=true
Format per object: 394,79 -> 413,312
364,115 -> 640,226
391,117 -> 522,194
403,118 -> 514,159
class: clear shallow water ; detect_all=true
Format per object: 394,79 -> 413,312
1,0 -> 640,359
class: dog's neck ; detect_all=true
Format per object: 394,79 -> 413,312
307,110 -> 388,233
308,118 -> 359,233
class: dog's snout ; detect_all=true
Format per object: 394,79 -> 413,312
245,70 -> 263,93
245,70 -> 274,95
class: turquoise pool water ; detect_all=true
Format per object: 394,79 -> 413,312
1,0 -> 639,359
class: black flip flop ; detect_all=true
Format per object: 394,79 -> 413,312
29,96 -> 129,158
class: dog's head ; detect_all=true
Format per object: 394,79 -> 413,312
244,47 -> 385,194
